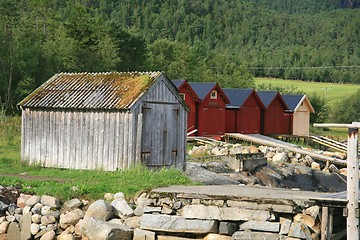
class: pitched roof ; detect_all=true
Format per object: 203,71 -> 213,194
18,72 -> 162,110
188,82 -> 217,100
282,95 -> 304,111
222,88 -> 254,108
172,79 -> 186,88
256,91 -> 288,109
282,94 -> 315,113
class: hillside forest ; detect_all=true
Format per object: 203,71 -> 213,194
0,0 -> 360,122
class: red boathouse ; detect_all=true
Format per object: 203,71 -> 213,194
223,88 -> 265,134
189,82 -> 230,137
256,91 -> 290,135
172,79 -> 200,134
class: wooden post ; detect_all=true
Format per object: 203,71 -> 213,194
347,126 -> 359,239
321,206 -> 329,240
314,122 -> 360,240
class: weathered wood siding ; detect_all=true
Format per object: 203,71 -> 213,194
134,76 -> 187,170
21,74 -> 187,171
21,108 -> 137,171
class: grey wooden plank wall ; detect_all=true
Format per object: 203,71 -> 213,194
21,108 -> 137,171
140,77 -> 187,169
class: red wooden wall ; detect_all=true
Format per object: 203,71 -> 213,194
262,96 -> 290,135
225,93 -> 262,134
177,84 -> 198,133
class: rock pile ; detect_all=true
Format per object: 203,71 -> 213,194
188,143 -> 346,172
0,188 -> 328,240
0,190 -> 139,240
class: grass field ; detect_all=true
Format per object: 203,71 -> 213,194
0,115 -> 193,201
255,77 -> 360,109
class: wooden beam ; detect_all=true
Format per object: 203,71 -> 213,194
347,127 -> 359,240
321,207 -> 329,240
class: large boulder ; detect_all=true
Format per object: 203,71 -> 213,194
84,200 -> 113,221
82,217 -> 133,240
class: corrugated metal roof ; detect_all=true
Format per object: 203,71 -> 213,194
223,88 -> 253,108
282,95 -> 304,111
18,72 -> 161,110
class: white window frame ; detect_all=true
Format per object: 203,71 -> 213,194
210,90 -> 217,99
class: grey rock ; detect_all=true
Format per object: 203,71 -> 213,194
271,152 -> 289,165
41,206 -> 60,219
218,222 -> 237,235
63,199 -> 82,210
288,222 -> 312,239
82,217 -> 133,240
133,228 -> 155,240
15,208 -> 23,215
114,192 -> 125,200
34,224 -> 57,239
40,230 -> 56,240
30,223 -> 40,235
26,195 -> 41,207
31,203 -> 43,215
84,200 -> 113,221
111,199 -> 134,217
20,212 -> 32,240
182,204 -> 272,221
60,209 -> 85,229
6,215 -> 16,222
280,217 -> 292,235
41,195 -> 60,208
232,231 -> 280,240
41,215 -> 56,225
239,220 -> 280,232
185,162 -> 239,185
7,222 -> 21,239
7,205 -> 16,215
0,201 -> 8,213
124,216 -> 140,229
58,233 -> 75,240
32,214 -> 42,224
0,221 -> 10,234
140,214 -> 218,234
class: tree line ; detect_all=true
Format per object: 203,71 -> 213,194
0,0 -> 359,117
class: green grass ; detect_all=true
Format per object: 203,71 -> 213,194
255,77 -> 360,109
0,115 -> 193,201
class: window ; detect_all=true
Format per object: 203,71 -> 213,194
179,93 -> 185,100
210,90 -> 217,99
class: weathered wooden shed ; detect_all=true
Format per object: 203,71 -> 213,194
189,82 -> 230,137
223,88 -> 265,134
282,94 -> 315,136
172,79 -> 200,135
256,91 -> 290,135
18,72 -> 187,171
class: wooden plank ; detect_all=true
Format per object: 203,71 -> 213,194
108,111 -> 115,171
128,113 -> 134,168
123,113 -> 129,168
93,112 -> 99,169
52,111 -> 58,167
87,111 -> 95,170
21,110 -> 26,161
102,111 -> 108,170
347,127 -> 359,239
58,111 -> 65,168
118,112 -> 124,169
135,113 -> 143,164
321,207 -> 329,240
113,112 -> 120,170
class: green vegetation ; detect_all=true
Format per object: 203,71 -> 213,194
255,77 -> 360,109
1,0 -> 360,113
0,116 -> 192,201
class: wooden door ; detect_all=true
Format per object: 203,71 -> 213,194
141,102 -> 179,167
